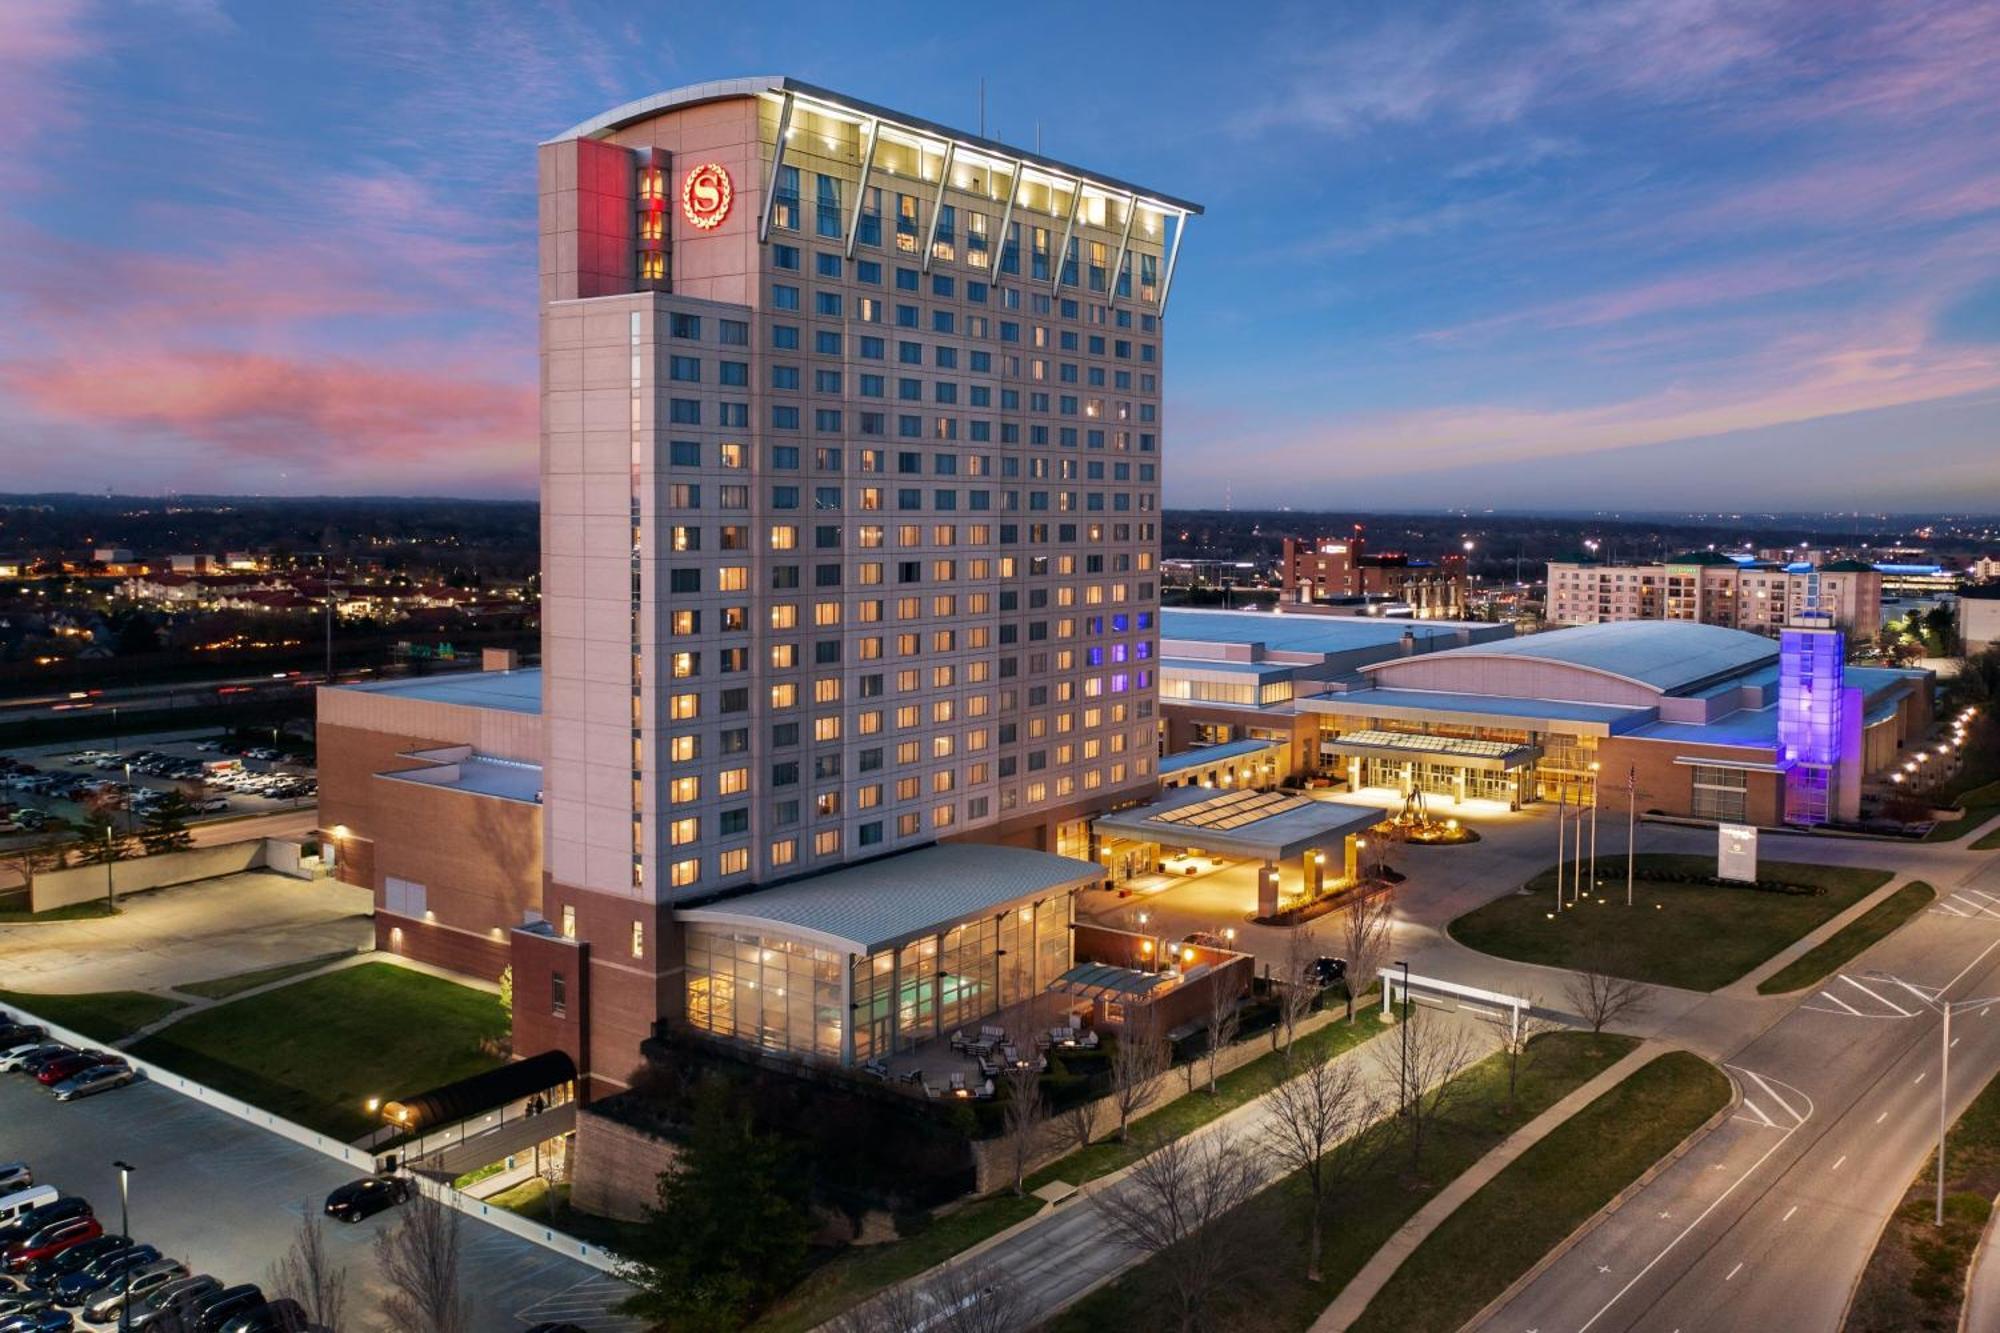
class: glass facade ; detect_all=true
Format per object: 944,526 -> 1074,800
683,925 -> 845,1061
1779,626 -> 1845,827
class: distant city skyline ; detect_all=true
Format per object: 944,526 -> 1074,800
1,1 -> 1996,507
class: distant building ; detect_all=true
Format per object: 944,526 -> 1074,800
92,547 -> 134,565
1281,536 -> 1467,618
1546,552 -> 1881,637
1964,585 -> 2000,653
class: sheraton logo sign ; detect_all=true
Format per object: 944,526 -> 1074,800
681,163 -> 732,230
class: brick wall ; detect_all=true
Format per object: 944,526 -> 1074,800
570,1107 -> 678,1221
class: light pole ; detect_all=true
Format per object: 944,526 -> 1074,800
1625,765 -> 1637,908
113,1160 -> 134,1332
1395,957 -> 1415,1096
1887,978 -> 2000,1227
1588,761 -> 1600,897
1553,782 -> 1566,913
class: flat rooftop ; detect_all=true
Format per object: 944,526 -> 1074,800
332,668 -> 543,716
1160,609 -> 1503,657
1093,786 -> 1379,860
1369,621 -> 1778,697
673,843 -> 1102,956
1158,737 -> 1284,776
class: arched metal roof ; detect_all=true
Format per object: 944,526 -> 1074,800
1364,621 -> 1780,698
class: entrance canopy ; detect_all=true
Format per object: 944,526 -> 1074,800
1092,786 -> 1379,860
382,1049 -> 576,1133
1320,728 -> 1541,771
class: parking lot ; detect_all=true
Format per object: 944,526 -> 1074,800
0,731 -> 316,847
0,1069 -> 641,1328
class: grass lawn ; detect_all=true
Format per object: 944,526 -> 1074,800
174,953 -> 352,1001
1450,853 -> 1892,991
130,962 -> 506,1139
0,988 -> 186,1043
1349,1051 -> 1730,1333
0,899 -> 117,924
1847,1064 -> 2000,1331
1972,821 -> 2000,851
750,1193 -> 1043,1333
487,1180 -> 650,1254
1758,882 -> 1938,995
1049,1031 -> 1639,1333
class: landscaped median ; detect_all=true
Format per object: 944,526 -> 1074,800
1047,1031 -> 1639,1333
751,1003 -> 1392,1333
1757,881 -> 1938,995
1449,853 -> 1892,991
1348,1051 -> 1730,1333
1845,1064 -> 2000,1331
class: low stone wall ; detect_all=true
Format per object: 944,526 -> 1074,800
966,1002 -> 1359,1193
570,1106 -> 679,1222
30,838 -> 266,912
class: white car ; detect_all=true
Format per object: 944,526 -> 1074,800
0,1162 -> 29,1191
0,1042 -> 61,1073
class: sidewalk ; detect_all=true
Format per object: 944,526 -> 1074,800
1308,1038 -> 1668,1333
1721,874 -> 1911,997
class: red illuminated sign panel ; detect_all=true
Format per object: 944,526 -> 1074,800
681,163 -> 732,230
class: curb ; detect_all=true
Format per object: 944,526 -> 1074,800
1957,1191 -> 2000,1333
1454,1051 -> 1738,1333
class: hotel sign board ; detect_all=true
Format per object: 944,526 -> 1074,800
1718,824 -> 1758,882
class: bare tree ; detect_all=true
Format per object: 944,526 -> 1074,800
1049,1100 -> 1097,1163
373,1187 -> 471,1333
1201,973 -> 1242,1094
828,1274 -> 928,1333
926,1259 -> 1029,1333
1374,1005 -> 1477,1173
1090,1128 -> 1260,1333
1276,927 -> 1322,1059
0,834 -> 71,909
999,1066 -> 1048,1195
267,1204 -> 348,1332
1339,884 -> 1395,1021
1564,963 -> 1648,1034
1109,1020 -> 1168,1142
1258,1041 -> 1380,1281
1491,1002 -> 1562,1116
536,1132 -> 567,1223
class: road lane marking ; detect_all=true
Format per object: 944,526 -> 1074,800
1832,1155 -> 1847,1171
1916,1072 -> 1927,1085
1877,1111 -> 1889,1124
1953,1037 -> 1961,1048
1935,902 -> 1973,917
1938,939 -> 2000,999
1578,1068 -> 1815,1333
1841,975 -> 1914,1016
1739,1099 -> 1776,1129
1726,1262 -> 1744,1281
1783,1205 -> 1798,1222
1741,1068 -> 1807,1126
1949,895 -> 2000,920
1818,990 -> 1863,1015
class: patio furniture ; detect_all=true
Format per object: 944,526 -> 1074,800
901,1068 -> 926,1086
949,1072 -> 969,1097
975,1078 -> 996,1099
1078,1029 -> 1099,1050
980,1024 -> 1007,1044
978,1055 -> 1001,1079
861,1058 -> 891,1081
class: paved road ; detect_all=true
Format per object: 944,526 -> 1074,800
0,1068 -> 640,1328
1471,848 -> 2000,1332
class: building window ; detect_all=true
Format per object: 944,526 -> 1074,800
560,904 -> 576,940
631,921 -> 645,960
550,971 -> 566,1017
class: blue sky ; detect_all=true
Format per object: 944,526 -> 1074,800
2,0 -> 1996,509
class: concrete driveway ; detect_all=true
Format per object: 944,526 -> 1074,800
0,870 -> 372,992
0,1070 -> 639,1329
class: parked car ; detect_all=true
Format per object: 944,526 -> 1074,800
52,1066 -> 137,1103
33,1055 -> 116,1088
3,1217 -> 101,1272
1,1044 -> 66,1074
0,1196 -> 84,1244
0,1293 -> 54,1322
186,1285 -> 262,1332
79,1258 -> 186,1325
323,1176 -> 407,1223
16,1049 -> 76,1079
1309,956 -> 1349,986
0,1164 -> 30,1192
20,1236 -> 128,1291
0,1026 -> 48,1053
217,1298 -> 305,1333
126,1275 -> 221,1330
52,1246 -> 157,1307
0,1304 -> 72,1332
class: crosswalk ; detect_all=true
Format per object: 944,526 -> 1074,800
1931,887 -> 2000,920
513,1273 -> 646,1330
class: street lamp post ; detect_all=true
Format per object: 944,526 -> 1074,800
1887,978 -> 2000,1227
113,1160 -> 134,1333
1396,959 -> 1411,1117
1588,761 -> 1600,896
1625,765 -> 1637,908
1553,782 -> 1567,913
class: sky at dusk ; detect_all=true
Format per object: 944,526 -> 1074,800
2,1 -> 1997,509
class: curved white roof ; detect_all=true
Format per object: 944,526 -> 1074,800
1364,621 -> 1779,697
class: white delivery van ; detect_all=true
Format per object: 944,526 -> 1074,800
0,1183 -> 57,1224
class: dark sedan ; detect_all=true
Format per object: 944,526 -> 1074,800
20,1235 -> 127,1291
323,1176 -> 408,1223
0,1306 -> 72,1333
52,1245 -> 156,1307
31,1055 -> 115,1089
0,1200 -> 92,1250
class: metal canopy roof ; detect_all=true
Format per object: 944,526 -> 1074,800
1319,729 -> 1541,772
547,75 -> 1204,214
1092,786 -> 1379,860
1157,738 -> 1284,776
674,843 -> 1101,956
381,1050 -> 576,1134
1299,686 -> 1651,737
1049,962 -> 1182,1000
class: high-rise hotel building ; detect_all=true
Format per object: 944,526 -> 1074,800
321,77 -> 1201,1089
